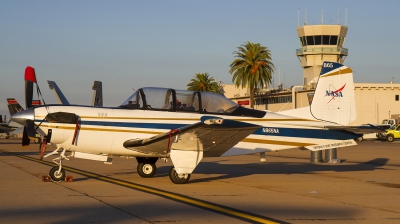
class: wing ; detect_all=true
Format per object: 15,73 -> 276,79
123,116 -> 261,157
326,124 -> 386,134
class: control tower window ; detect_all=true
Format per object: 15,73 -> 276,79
330,36 -> 338,45
299,37 -> 304,46
314,36 -> 322,45
306,36 -> 314,45
322,35 -> 330,45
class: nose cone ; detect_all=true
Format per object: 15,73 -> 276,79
11,109 -> 34,125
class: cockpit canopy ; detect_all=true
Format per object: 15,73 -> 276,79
120,87 -> 239,114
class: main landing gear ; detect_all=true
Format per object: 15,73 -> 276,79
135,157 -> 192,184
136,157 -> 158,178
169,167 -> 191,184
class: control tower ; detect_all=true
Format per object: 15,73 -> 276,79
296,24 -> 348,89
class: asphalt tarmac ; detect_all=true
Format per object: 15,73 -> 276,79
1,138 -> 400,224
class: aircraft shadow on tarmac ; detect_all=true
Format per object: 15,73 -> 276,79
153,158 -> 389,183
0,199 -> 358,223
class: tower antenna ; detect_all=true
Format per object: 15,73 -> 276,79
298,8 -> 300,27
305,8 -> 307,25
321,10 -> 324,24
345,7 -> 348,26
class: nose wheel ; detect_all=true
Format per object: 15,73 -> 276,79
49,166 -> 66,181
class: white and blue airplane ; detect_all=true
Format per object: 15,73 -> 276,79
11,62 -> 380,184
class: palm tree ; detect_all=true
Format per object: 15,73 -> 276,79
187,73 -> 221,93
229,41 -> 275,108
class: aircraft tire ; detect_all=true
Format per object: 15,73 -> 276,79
169,167 -> 190,184
387,135 -> 394,142
49,167 -> 66,181
137,163 -> 156,178
34,137 -> 41,144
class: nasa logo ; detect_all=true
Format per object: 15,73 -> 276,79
325,84 -> 346,103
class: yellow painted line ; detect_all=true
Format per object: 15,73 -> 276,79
0,149 -> 284,224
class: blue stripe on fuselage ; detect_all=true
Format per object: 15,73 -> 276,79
37,120 -> 358,140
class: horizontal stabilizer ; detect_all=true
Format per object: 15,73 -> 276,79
326,124 -> 387,134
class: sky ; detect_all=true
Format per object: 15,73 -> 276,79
1,0 -> 400,118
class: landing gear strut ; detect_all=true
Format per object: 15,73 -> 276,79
46,147 -> 70,181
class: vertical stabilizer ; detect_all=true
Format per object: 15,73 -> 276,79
310,62 -> 356,125
47,81 -> 70,105
92,81 -> 103,106
7,98 -> 24,115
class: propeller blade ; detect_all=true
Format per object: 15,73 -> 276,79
25,119 -> 37,139
22,126 -> 30,147
24,66 -> 37,109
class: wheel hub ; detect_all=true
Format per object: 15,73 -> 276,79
142,164 -> 153,174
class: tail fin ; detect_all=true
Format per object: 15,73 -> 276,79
91,81 -> 103,106
310,62 -> 356,125
32,100 -> 42,106
47,80 -> 70,105
7,98 -> 24,115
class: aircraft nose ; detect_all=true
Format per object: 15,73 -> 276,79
11,109 -> 34,126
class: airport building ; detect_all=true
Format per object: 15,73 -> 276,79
224,23 -> 400,125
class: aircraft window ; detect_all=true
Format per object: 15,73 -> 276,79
161,89 -> 174,110
120,90 -> 142,109
200,92 -> 238,114
141,87 -> 173,110
175,90 -> 198,112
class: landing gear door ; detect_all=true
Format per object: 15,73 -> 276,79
170,132 -> 203,174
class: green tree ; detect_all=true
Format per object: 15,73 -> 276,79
187,73 -> 221,93
229,41 -> 275,108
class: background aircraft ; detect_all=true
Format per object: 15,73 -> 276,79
11,63 -> 380,184
47,80 -> 103,106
